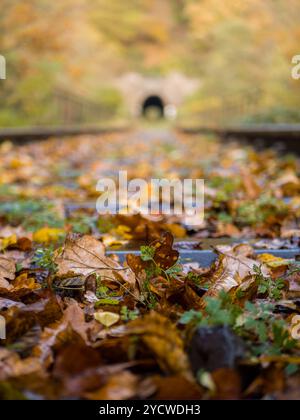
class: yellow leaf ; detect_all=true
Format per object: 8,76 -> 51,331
33,227 -> 65,243
257,253 -> 291,268
9,158 -> 27,169
12,273 -> 39,290
110,225 -> 133,240
0,234 -> 17,250
94,311 -> 120,328
101,234 -> 127,248
165,223 -> 186,238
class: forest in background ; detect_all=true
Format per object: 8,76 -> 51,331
1,0 -> 300,126
2,1 -> 300,402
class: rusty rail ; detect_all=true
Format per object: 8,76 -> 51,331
107,248 -> 300,267
0,124 -> 129,143
178,124 -> 300,152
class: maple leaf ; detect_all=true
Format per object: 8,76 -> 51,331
127,231 -> 179,278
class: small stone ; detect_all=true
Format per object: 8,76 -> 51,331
188,325 -> 246,373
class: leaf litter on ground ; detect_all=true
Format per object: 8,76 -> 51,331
0,132 -> 300,399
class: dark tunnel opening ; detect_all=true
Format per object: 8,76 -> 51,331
142,95 -> 164,119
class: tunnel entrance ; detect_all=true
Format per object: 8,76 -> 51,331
142,95 -> 164,119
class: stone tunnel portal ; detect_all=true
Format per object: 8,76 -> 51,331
141,95 -> 164,119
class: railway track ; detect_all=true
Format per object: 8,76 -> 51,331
108,248 -> 300,267
1,123 -> 300,264
1,123 -> 300,146
178,123 -> 300,153
0,124 -> 129,143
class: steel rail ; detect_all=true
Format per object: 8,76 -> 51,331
177,124 -> 300,152
107,248 -> 300,267
0,124 -> 129,143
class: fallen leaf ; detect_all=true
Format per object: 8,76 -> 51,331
202,244 -> 268,301
0,255 -> 15,290
84,370 -> 139,400
257,253 -> 291,268
212,368 -> 241,399
33,300 -> 89,365
33,227 -> 65,243
0,348 -> 44,382
54,234 -> 135,287
152,374 -> 203,400
94,311 -> 120,328
127,231 -> 179,277
0,234 -> 17,250
115,311 -> 192,378
12,273 -> 40,291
